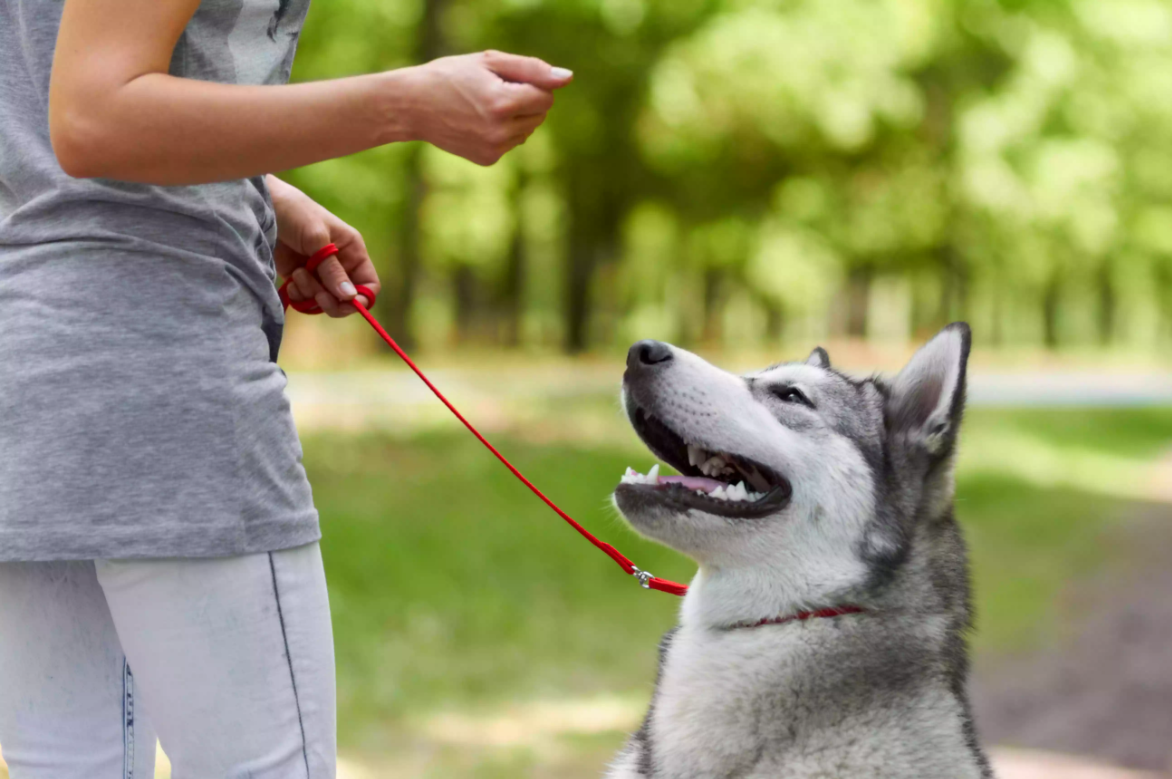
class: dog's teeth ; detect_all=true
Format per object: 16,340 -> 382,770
622,466 -> 662,486
687,445 -> 705,467
711,486 -> 726,500
702,456 -> 725,476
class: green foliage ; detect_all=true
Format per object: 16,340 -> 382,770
287,0 -> 1172,353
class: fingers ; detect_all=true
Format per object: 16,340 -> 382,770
306,230 -> 382,314
497,81 -> 555,118
415,50 -> 569,168
337,241 -> 381,309
314,254 -> 358,301
313,254 -> 368,317
291,267 -> 343,316
483,50 -> 573,90
508,112 -> 547,137
466,107 -> 551,166
301,224 -> 333,260
289,268 -> 314,302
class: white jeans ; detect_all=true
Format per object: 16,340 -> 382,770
0,543 -> 336,778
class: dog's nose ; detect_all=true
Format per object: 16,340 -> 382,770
628,340 -> 673,370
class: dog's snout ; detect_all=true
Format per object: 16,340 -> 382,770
628,340 -> 673,370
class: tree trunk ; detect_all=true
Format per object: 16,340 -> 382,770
501,238 -> 524,347
1097,263 -> 1114,347
938,246 -> 967,327
1156,261 -> 1172,346
500,173 -> 527,348
564,237 -> 595,353
391,0 -> 446,350
453,264 -> 476,345
390,156 -> 423,350
564,189 -> 620,354
1042,275 -> 1060,350
989,269 -> 1004,347
846,266 -> 871,338
702,267 -> 723,344
764,300 -> 785,343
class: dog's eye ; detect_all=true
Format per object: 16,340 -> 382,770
772,386 -> 813,408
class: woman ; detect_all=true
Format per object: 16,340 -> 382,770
0,0 -> 571,773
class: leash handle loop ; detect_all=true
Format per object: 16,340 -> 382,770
280,244 -> 688,597
278,244 -> 378,315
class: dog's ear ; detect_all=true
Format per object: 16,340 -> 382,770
886,323 -> 971,455
806,346 -> 830,369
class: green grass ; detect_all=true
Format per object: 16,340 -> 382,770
1,407 -> 1166,777
963,407 -> 1172,460
303,406 -> 1172,755
309,433 -> 690,750
961,474 -> 1125,651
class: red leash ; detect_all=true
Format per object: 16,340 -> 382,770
279,244 -> 689,597
746,605 -> 867,630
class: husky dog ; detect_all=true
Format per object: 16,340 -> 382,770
609,323 -> 991,779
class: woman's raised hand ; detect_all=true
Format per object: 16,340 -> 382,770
403,51 -> 573,166
51,0 -> 573,189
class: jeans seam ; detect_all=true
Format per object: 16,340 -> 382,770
269,552 -> 312,779
122,659 -> 135,779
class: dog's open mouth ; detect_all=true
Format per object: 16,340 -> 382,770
615,405 -> 792,519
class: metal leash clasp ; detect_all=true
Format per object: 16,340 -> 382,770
631,567 -> 654,589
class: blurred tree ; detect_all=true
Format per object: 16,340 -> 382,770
400,0 -> 449,350
284,0 -> 421,345
284,0 -> 1172,357
459,0 -> 718,352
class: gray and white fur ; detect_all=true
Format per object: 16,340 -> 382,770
609,323 -> 992,779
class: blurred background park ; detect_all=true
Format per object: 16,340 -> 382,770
6,0 -> 1172,777
277,0 -> 1172,775
280,0 -> 1172,774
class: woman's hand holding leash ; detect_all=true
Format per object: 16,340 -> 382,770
268,176 -> 380,318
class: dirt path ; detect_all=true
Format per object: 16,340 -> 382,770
971,495 -> 1172,775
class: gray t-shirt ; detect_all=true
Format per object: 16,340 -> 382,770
0,0 -> 320,560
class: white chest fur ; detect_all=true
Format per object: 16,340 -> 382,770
610,617 -> 985,779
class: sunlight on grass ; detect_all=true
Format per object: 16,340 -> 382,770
959,408 -> 1172,504
3,408 -> 1166,779
298,406 -> 1172,759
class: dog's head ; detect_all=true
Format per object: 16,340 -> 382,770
613,323 -> 971,620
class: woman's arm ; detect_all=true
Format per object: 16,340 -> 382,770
49,0 -> 571,184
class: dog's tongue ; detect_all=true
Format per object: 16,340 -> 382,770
657,474 -> 726,493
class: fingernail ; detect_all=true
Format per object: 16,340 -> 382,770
340,281 -> 357,298
551,66 -> 573,80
